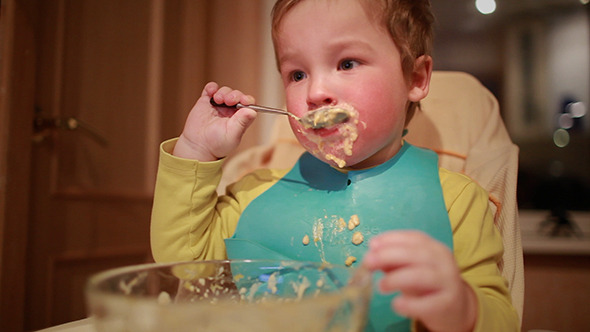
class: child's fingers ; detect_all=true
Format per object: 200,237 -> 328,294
392,293 -> 436,318
364,245 -> 414,271
240,94 -> 256,105
365,232 -> 451,271
210,86 -> 235,105
378,265 -> 439,295
225,107 -> 257,141
203,81 -> 219,96
366,231 -> 435,268
203,82 -> 256,111
368,230 -> 431,249
393,282 -> 459,318
211,87 -> 255,107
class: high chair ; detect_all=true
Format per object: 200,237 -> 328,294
219,71 -> 524,322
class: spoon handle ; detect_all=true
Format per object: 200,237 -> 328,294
210,98 -> 290,116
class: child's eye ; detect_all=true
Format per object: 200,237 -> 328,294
339,59 -> 359,71
290,71 -> 307,82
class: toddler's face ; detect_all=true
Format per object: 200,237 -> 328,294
276,0 -> 420,169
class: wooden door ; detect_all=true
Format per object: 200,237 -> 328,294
0,0 -> 268,330
24,0 -> 159,330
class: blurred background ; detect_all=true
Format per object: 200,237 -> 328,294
434,3 -> 590,331
0,0 -> 588,331
432,0 -> 590,214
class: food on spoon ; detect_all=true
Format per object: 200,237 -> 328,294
300,107 -> 351,129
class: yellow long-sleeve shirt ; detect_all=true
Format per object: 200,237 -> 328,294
150,138 -> 519,331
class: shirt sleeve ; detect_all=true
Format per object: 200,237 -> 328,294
150,138 -> 284,263
440,169 -> 520,332
150,138 -> 233,262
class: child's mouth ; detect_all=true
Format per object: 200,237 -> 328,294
297,104 -> 359,168
312,125 -> 341,137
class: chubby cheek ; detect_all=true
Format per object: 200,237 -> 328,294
359,109 -> 403,143
341,122 -> 382,162
356,87 -> 408,141
284,90 -> 306,118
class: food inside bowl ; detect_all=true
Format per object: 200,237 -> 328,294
86,260 -> 371,332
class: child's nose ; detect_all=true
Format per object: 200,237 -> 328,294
306,77 -> 336,108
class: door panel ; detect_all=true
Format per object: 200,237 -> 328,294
55,0 -> 152,195
26,0 -> 155,329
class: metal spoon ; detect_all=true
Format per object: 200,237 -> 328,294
210,98 -> 349,129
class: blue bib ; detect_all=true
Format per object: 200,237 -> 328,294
225,143 -> 453,332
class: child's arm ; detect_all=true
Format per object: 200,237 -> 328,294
150,140 -> 236,262
173,82 -> 257,161
363,177 -> 519,332
150,82 -> 258,262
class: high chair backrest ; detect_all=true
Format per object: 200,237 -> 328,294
406,71 -> 523,322
220,71 -> 524,322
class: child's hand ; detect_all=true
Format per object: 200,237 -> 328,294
173,82 -> 257,161
363,231 -> 477,332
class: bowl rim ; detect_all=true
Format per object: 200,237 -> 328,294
85,259 -> 367,298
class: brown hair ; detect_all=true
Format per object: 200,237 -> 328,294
271,0 -> 434,122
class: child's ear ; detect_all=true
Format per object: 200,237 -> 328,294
408,55 -> 433,102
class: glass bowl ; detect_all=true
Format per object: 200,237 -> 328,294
85,260 -> 372,332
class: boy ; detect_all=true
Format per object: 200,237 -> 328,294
151,0 -> 519,331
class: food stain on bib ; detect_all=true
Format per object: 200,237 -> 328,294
307,214 -> 365,266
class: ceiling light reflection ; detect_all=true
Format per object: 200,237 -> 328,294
475,0 -> 496,15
